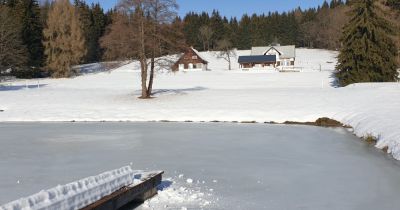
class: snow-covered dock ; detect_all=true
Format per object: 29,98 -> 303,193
0,167 -> 163,210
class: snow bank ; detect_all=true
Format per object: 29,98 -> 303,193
140,175 -> 213,210
0,166 -> 143,210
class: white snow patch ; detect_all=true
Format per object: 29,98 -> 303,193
139,177 -> 213,210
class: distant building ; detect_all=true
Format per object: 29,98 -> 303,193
238,44 -> 296,70
172,47 -> 208,71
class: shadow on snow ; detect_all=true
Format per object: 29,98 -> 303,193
0,84 -> 47,91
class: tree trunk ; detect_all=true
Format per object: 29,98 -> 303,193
147,16 -> 158,98
139,15 -> 149,99
140,59 -> 149,98
227,53 -> 231,70
147,57 -> 155,96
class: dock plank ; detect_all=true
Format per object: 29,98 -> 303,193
80,171 -> 163,210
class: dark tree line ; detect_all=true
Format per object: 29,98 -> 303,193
181,0 -> 349,51
0,0 -> 43,77
74,0 -> 109,63
1,0 -> 399,85
386,0 -> 400,10
0,0 -> 112,78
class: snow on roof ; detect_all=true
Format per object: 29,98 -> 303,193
191,47 -> 209,63
251,45 -> 296,59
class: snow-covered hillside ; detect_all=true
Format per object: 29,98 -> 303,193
0,49 -> 400,159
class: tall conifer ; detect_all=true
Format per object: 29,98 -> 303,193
16,0 -> 44,69
336,0 -> 398,86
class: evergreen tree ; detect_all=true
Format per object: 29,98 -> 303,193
209,10 -> 225,49
90,3 -> 106,61
3,0 -> 17,7
73,1 -> 107,63
39,0 -> 51,26
336,0 -> 398,86
228,17 -> 239,47
386,0 -> 400,11
183,12 -> 203,49
237,14 -> 252,49
0,5 -> 28,76
330,0 -> 344,9
15,0 -> 44,70
74,0 -> 93,63
322,0 -> 330,9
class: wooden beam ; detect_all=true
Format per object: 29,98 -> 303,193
80,171 -> 164,210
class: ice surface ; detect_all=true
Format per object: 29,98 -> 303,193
1,123 -> 400,209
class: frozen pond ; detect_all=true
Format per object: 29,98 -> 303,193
1,123 -> 400,209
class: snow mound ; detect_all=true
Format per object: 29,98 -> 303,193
0,166 -> 143,210
140,177 -> 214,209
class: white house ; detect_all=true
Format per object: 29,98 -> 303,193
238,44 -> 296,70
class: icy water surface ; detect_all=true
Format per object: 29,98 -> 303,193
1,123 -> 400,209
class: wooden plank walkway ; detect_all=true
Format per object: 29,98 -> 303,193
80,171 -> 164,210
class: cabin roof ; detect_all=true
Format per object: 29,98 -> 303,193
238,55 -> 276,63
251,45 -> 296,59
191,48 -> 208,63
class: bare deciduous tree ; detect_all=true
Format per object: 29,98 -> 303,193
198,25 -> 213,51
43,0 -> 86,78
301,5 -> 349,50
100,13 -> 137,61
0,6 -> 27,76
117,0 -> 182,99
216,39 -> 235,70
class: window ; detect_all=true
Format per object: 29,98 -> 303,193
197,63 -> 202,68
192,56 -> 198,59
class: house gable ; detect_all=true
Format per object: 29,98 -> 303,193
264,47 -> 282,56
173,48 -> 208,71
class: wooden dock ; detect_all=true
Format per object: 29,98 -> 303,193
80,171 -> 164,210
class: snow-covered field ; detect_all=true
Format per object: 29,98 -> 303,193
1,49 -> 400,160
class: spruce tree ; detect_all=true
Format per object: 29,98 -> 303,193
237,14 -> 252,49
0,5 -> 28,76
336,0 -> 398,86
90,3 -> 106,61
210,10 -> 225,49
74,0 -> 93,63
15,0 -> 44,70
386,0 -> 400,11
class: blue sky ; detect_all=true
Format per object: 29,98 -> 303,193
84,0 -> 327,18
